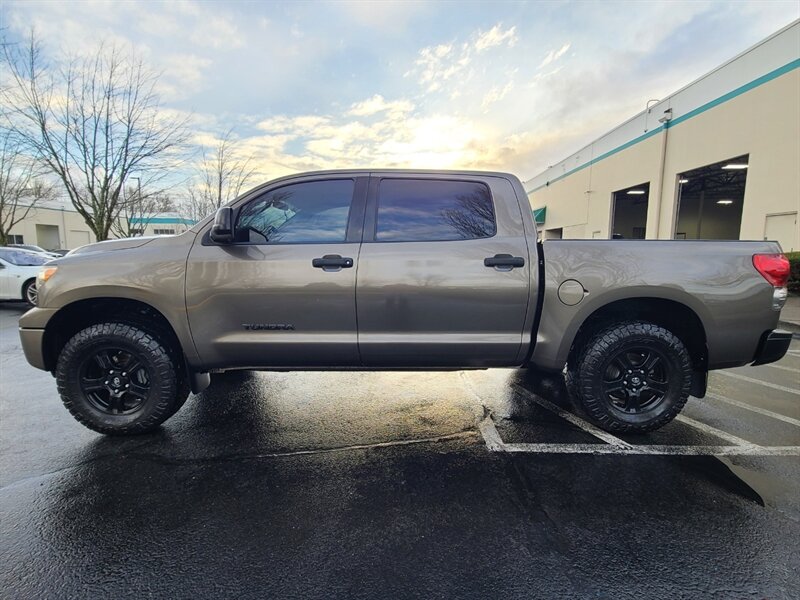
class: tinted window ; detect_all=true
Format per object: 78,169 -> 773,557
376,179 -> 495,242
0,249 -> 49,266
237,179 -> 354,244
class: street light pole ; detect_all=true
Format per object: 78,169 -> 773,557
132,176 -> 142,236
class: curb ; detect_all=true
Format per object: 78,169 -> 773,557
778,320 -> 800,338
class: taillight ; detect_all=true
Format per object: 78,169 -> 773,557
752,253 -> 790,287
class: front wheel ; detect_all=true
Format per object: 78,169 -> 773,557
56,323 -> 188,435
567,321 -> 692,433
22,279 -> 37,307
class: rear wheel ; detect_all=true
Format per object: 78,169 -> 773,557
568,321 -> 692,433
56,323 -> 188,435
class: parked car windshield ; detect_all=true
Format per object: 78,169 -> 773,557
0,249 -> 50,266
11,244 -> 49,254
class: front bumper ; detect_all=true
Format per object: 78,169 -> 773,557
18,307 -> 57,372
751,329 -> 793,366
19,327 -> 47,370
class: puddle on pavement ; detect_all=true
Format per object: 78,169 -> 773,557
679,456 -> 795,507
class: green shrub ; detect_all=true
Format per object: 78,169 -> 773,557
786,251 -> 800,294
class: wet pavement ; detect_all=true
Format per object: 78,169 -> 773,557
1,302 -> 799,599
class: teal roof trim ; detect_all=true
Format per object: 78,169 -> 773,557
130,217 -> 196,225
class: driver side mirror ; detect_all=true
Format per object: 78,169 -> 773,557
209,207 -> 234,244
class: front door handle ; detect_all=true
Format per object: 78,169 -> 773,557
312,254 -> 354,271
484,254 -> 525,270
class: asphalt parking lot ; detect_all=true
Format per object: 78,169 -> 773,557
1,303 -> 798,599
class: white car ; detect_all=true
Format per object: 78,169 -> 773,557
0,248 -> 52,306
9,244 -> 61,259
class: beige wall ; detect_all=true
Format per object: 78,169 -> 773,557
529,68 -> 800,252
6,205 -> 96,250
7,205 -> 194,250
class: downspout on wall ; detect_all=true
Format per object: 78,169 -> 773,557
650,108 -> 672,239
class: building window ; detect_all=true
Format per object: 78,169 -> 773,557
674,155 -> 748,240
612,183 -> 649,239
8,234 -> 24,244
153,228 -> 176,235
375,179 -> 496,242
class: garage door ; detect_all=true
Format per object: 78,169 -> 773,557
69,230 -> 91,249
765,212 -> 798,253
35,224 -> 60,250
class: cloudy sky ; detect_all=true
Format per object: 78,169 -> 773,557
2,0 -> 798,187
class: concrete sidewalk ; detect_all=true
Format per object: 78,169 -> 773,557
780,293 -> 800,334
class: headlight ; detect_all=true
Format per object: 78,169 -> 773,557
38,266 -> 58,284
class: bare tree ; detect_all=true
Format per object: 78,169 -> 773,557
0,32 -> 189,240
441,189 -> 495,239
112,185 -> 175,238
0,128 -> 56,245
183,186 -> 215,224
185,129 -> 255,219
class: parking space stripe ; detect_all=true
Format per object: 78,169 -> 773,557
716,370 -> 800,395
705,392 -> 800,428
511,384 -> 633,449
675,414 -> 758,448
500,443 -> 800,456
763,363 -> 800,374
478,412 -> 505,452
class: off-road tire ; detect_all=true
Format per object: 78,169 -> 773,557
568,321 -> 692,433
56,322 -> 188,435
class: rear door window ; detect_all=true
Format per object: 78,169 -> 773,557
375,179 -> 495,242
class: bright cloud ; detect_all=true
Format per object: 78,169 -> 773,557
539,43 -> 571,69
347,95 -> 415,118
407,23 -> 519,94
475,24 -> 518,51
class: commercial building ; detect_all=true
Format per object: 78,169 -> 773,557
129,213 -> 195,237
527,21 -> 799,252
5,200 -> 195,250
5,199 -> 95,250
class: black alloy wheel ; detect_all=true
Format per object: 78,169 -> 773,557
78,347 -> 151,415
600,346 -> 670,414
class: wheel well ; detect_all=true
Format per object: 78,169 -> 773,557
568,298 -> 708,371
42,298 -> 183,372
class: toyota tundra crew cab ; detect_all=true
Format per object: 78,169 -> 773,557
18,170 -> 793,435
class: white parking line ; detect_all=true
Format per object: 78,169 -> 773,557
500,443 -> 800,456
478,385 -> 800,456
705,392 -> 800,428
511,384 -> 632,449
763,363 -> 800,374
716,370 -> 800,395
477,411 -> 505,452
674,414 -> 758,448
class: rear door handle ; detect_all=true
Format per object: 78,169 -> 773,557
312,254 -> 354,271
484,254 -> 525,270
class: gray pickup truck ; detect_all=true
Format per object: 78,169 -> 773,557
19,170 -> 792,435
